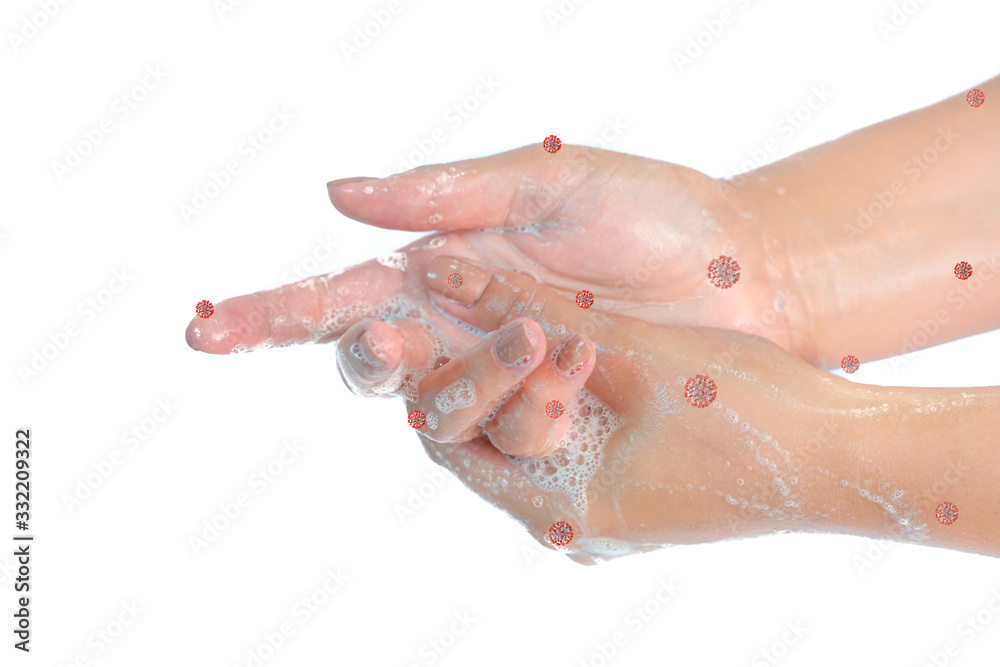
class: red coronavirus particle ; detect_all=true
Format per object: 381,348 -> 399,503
841,355 -> 860,374
196,300 -> 214,318
448,272 -> 463,288
545,400 -> 564,419
967,89 -> 985,107
707,255 -> 741,289
954,261 -> 973,280
408,410 -> 426,429
548,520 -> 573,546
684,375 -> 717,408
543,135 -> 562,153
936,501 -> 958,525
575,290 -> 594,308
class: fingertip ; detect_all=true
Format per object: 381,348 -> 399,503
183,296 -> 272,355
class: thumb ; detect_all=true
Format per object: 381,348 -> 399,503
326,143 -> 609,232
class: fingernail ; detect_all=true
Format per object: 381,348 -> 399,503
427,256 -> 491,305
494,321 -> 536,368
352,330 -> 389,371
553,334 -> 589,376
327,176 -> 380,193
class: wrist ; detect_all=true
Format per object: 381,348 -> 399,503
713,175 -> 823,365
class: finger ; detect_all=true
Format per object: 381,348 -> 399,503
336,319 -> 442,398
408,318 -> 547,443
185,252 -> 427,355
484,332 -> 596,459
425,255 -> 611,339
326,144 -> 606,232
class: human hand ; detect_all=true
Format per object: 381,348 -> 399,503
328,144 -> 800,352
184,144 -> 798,364
333,255 -> 900,565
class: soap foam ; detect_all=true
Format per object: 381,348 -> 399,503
375,252 -> 408,271
435,378 -> 476,414
505,387 -> 624,516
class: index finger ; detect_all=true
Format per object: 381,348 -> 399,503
185,255 -> 413,355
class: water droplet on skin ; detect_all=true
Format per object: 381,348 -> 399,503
363,185 -> 374,194
736,479 -> 744,485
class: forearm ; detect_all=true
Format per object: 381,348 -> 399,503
796,382 -> 1000,556
731,75 -> 1000,368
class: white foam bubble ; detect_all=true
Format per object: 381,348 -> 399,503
505,387 -> 625,516
375,252 -> 408,271
435,378 -> 476,414
426,411 -> 439,430
578,537 -> 630,556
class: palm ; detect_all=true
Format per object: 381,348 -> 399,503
331,144 -> 789,350
186,144 -> 792,367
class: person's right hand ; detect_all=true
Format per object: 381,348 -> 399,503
334,255 -> 899,565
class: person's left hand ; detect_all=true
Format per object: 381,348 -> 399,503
333,255 -> 851,565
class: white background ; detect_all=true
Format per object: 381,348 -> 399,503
3,0 -> 1000,665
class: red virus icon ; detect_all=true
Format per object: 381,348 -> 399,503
447,272 -> 463,288
935,501 -> 958,525
548,520 -> 573,546
684,374 -> 717,408
543,135 -> 561,153
407,410 -> 426,429
955,261 -> 973,280
707,255 -> 741,289
195,300 -> 214,318
967,89 -> 985,107
575,290 -> 594,308
545,400 -> 564,419
841,355 -> 860,374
